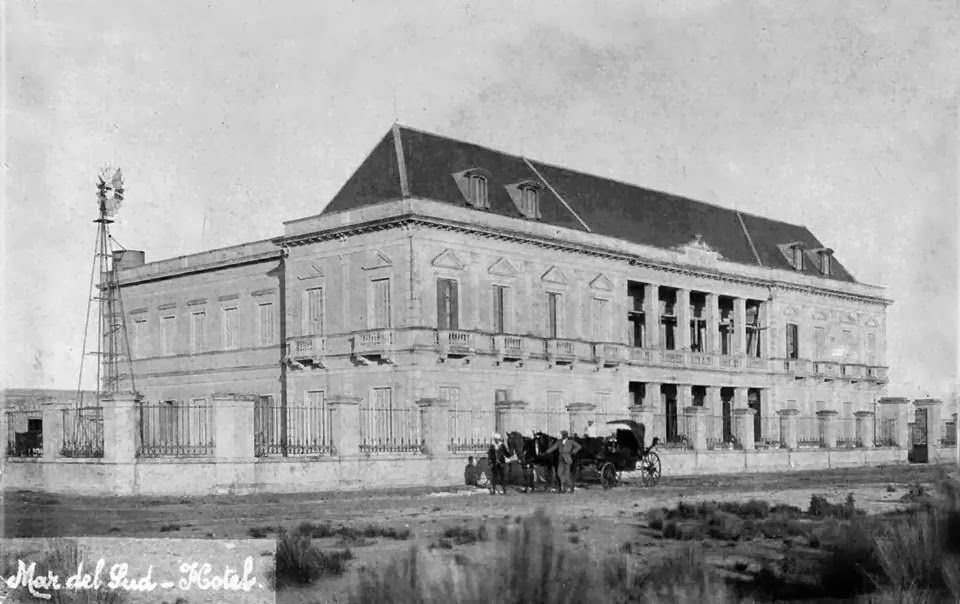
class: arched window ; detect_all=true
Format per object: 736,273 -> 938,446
469,173 -> 488,208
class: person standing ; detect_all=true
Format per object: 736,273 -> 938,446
487,433 -> 510,495
545,430 -> 582,494
585,420 -> 597,438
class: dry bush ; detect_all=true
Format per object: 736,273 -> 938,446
275,529 -> 353,586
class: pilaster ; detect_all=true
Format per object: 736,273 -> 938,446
817,410 -> 839,449
676,289 -> 691,351
855,411 -> 875,450
683,406 -> 707,451
878,397 -> 910,448
645,284 -> 660,348
705,293 -> 719,354
777,408 -> 799,450
732,407 -> 755,450
101,392 -> 140,462
566,402 -> 596,436
211,393 -> 257,461
328,395 -> 362,456
42,407 -> 63,460
733,297 -> 747,356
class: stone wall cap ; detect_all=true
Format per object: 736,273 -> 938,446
777,409 -> 800,416
731,408 -> 756,416
913,398 -> 943,407
566,402 -> 597,412
816,410 -> 839,417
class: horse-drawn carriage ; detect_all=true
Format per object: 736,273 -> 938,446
474,419 -> 661,491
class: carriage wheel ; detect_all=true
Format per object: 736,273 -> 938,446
640,452 -> 661,487
600,462 -> 618,489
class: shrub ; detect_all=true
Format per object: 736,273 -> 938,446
247,526 -> 273,538
662,520 -> 705,541
645,508 -> 667,530
159,524 -> 180,532
720,499 -> 771,520
808,494 -> 859,519
275,529 -> 353,586
818,516 -> 883,597
439,524 -> 489,546
706,511 -> 744,541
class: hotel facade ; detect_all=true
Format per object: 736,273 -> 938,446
113,124 -> 892,457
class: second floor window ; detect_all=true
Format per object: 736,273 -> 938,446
160,315 -> 176,356
437,278 -> 459,330
814,326 -> 826,358
305,287 -> 324,335
866,333 -> 877,364
745,301 -> 761,357
190,311 -> 207,353
592,298 -> 609,341
547,292 -> 561,339
258,302 -> 275,346
369,278 -> 391,329
133,318 -> 148,358
627,282 -> 645,348
492,285 -> 508,334
785,323 -> 799,359
222,306 -> 239,350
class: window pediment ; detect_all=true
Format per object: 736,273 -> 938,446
541,266 -> 567,285
488,257 -> 519,277
431,249 -> 465,270
362,250 -> 394,271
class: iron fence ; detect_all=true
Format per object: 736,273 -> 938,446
61,407 -> 104,457
524,410 -> 570,436
796,416 -> 823,447
138,401 -> 214,458
942,422 -> 957,447
755,416 -> 782,448
835,417 -> 861,448
448,409 -> 496,452
704,414 -> 735,449
657,413 -> 693,449
5,410 -> 43,458
255,399 -> 333,457
874,418 -> 896,447
359,406 -> 423,453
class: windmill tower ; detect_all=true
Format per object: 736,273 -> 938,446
75,168 -> 137,408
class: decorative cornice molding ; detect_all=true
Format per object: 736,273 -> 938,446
186,298 -> 208,306
251,288 -> 277,297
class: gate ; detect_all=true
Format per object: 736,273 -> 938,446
911,407 -> 929,463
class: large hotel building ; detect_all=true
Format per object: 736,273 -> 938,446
112,125 -> 890,451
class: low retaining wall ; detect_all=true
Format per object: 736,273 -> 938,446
2,446 -> 909,496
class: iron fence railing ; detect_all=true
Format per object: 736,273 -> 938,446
874,418 -> 896,447
942,422 -> 957,447
796,416 -> 823,447
359,406 -> 423,453
61,407 -> 104,457
704,414 -> 736,449
755,416 -> 782,448
254,400 -> 333,457
5,410 -> 43,458
138,401 -> 214,458
448,409 -> 496,452
657,413 -> 693,449
835,417 -> 861,448
524,411 -> 570,436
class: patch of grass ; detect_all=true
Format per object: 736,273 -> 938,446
275,529 -> 353,586
159,524 -> 180,533
296,521 -> 411,541
808,493 -> 860,519
439,524 -> 488,546
247,526 -> 274,539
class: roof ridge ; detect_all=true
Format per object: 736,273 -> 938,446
395,123 -> 815,232
392,123 -> 410,198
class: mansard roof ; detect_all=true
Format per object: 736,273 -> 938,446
322,124 -> 856,283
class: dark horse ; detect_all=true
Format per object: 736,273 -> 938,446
503,431 -> 564,492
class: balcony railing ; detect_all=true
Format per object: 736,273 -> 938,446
782,358 -> 808,375
628,347 -> 653,365
595,343 -> 624,367
661,351 -> 684,366
841,364 -> 866,380
286,335 -> 326,367
812,361 -> 840,378
867,366 -> 889,382
744,357 -> 766,370
688,352 -> 714,367
717,355 -> 741,370
547,339 -> 577,364
493,335 -> 525,361
438,330 -> 475,358
353,329 -> 394,361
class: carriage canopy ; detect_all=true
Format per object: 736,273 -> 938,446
605,419 -> 645,452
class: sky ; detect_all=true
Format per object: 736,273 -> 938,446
4,0 -> 959,402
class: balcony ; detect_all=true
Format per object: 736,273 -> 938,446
717,355 -> 741,370
867,366 -> 889,383
743,356 -> 766,371
286,335 -> 326,369
594,343 -> 624,367
352,329 -> 395,364
812,361 -> 840,380
493,335 -> 525,362
437,330 -> 475,359
687,352 -> 714,367
841,364 -> 866,381
547,339 -> 577,365
628,347 -> 654,365
661,351 -> 684,366
782,358 -> 809,377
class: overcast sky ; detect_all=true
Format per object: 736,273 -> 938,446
4,1 -> 958,401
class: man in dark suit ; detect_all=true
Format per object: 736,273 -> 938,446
487,433 -> 510,495
545,430 -> 582,494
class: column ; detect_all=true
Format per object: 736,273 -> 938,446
644,383 -> 662,441
733,297 -> 747,356
914,398 -> 943,449
101,393 -> 140,463
683,406 -> 707,451
705,386 -> 723,444
496,399 -> 529,436
42,407 -> 64,460
566,402 -> 596,437
676,384 -> 692,410
855,411 -> 875,449
733,386 -> 749,410
212,393 -> 257,461
328,395 -> 362,456
644,284 -> 660,348
878,397 -> 910,449
777,408 -> 799,450
732,408 -> 755,450
676,289 -> 691,351
705,293 -> 719,354
817,410 -> 839,448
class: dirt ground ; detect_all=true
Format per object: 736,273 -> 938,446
1,463 -> 952,603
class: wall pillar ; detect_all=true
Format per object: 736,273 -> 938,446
855,411 -> 875,449
643,383 -> 662,440
676,384 -> 692,410
415,397 -> 451,457
101,393 -> 139,463
705,293 -> 719,354
777,408 -> 799,450
733,297 -> 747,356
733,386 -> 749,410
817,410 -> 839,449
732,408 -> 755,450
42,407 -> 64,460
496,399 -> 529,437
683,406 -> 707,451
566,402 -> 596,437
878,397 -> 910,448
210,394 -> 257,461
629,404 -> 653,436
676,289 -> 691,351
914,398 -> 943,448
706,386 -> 723,444
328,395 -> 362,456
644,284 -> 660,348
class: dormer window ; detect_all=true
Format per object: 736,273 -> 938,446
793,246 -> 803,270
468,173 -> 488,209
505,180 -> 542,219
778,242 -> 807,271
814,248 -> 834,276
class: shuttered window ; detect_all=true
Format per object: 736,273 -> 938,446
492,285 -> 507,334
258,303 -> 275,346
437,279 -> 458,330
785,323 -> 799,359
370,279 -> 391,329
305,287 -> 323,335
222,307 -> 239,350
190,311 -> 207,353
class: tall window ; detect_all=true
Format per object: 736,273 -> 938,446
719,297 -> 733,355
592,298 -> 609,341
546,390 -> 565,434
222,306 -> 239,350
160,315 -> 176,356
520,185 -> 540,218
745,301 -> 761,357
469,174 -> 488,208
842,329 -> 854,361
370,278 -> 391,329
258,302 -> 275,346
660,289 -> 677,350
133,318 -> 148,358
792,245 -> 804,270
190,310 -> 207,353
814,326 -> 826,359
689,293 -> 706,353
305,287 -> 324,335
436,279 -> 459,330
594,391 -> 611,412
627,282 -> 645,348
785,323 -> 799,359
866,333 -> 877,364
547,292 -> 560,338
492,285 -> 507,334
